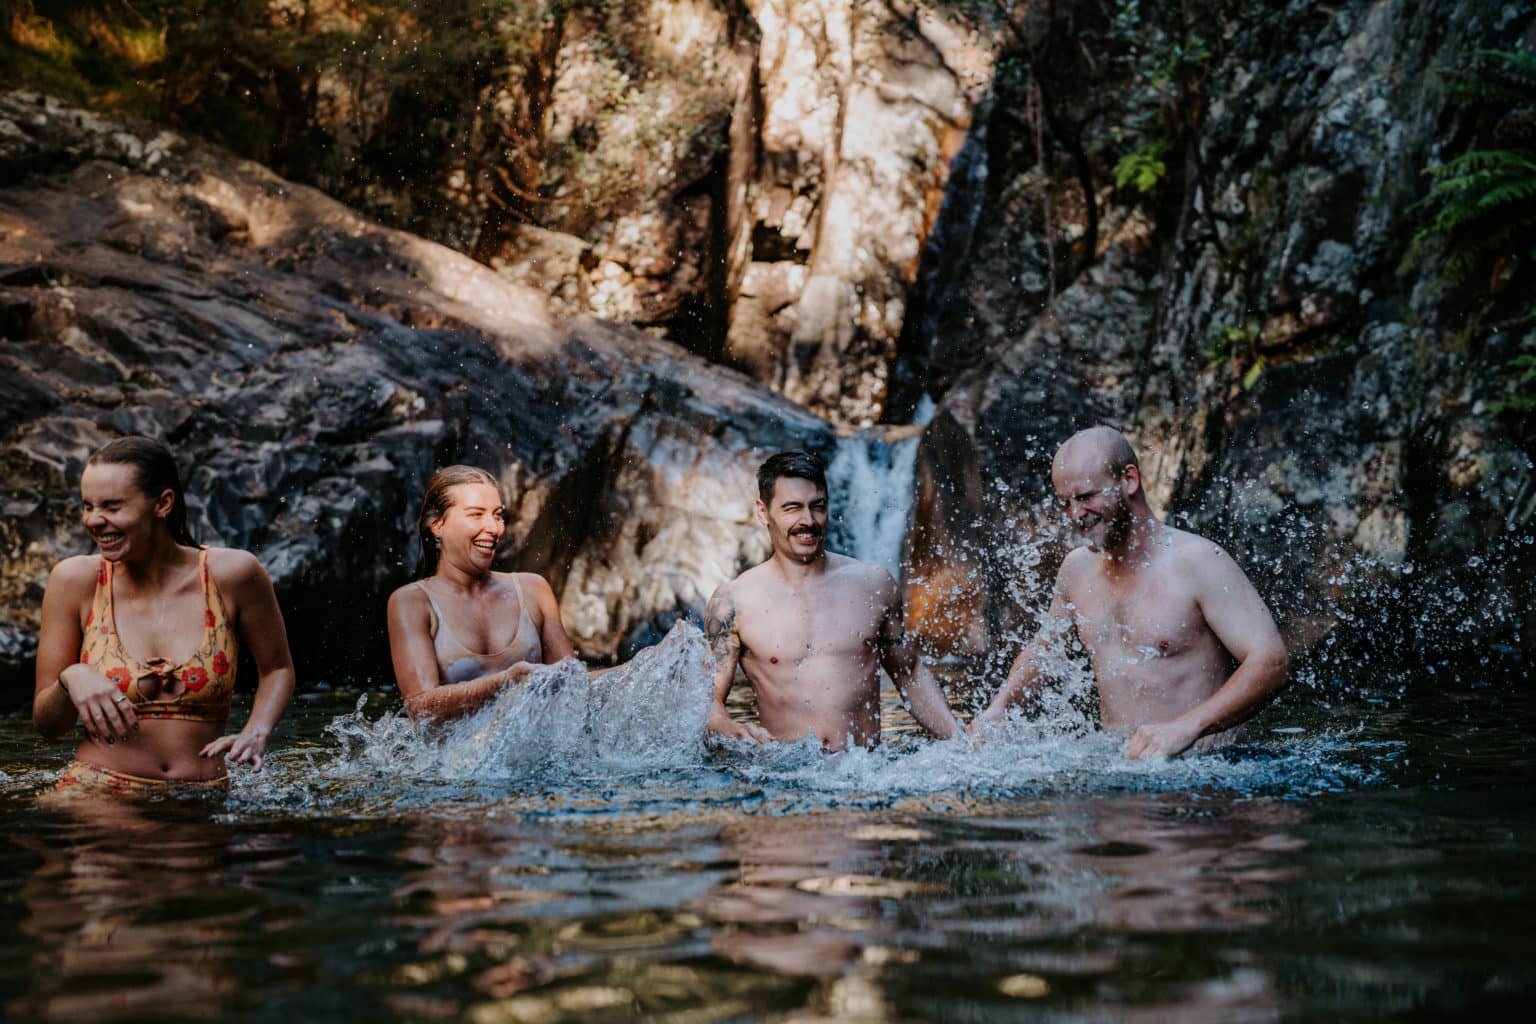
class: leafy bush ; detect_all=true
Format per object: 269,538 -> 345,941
1113,139 -> 1169,194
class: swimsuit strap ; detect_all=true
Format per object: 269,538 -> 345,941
413,580 -> 447,640
508,574 -> 537,639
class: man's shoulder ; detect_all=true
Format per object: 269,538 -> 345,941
1057,545 -> 1096,581
1163,525 -> 1234,564
827,553 -> 897,596
1160,526 -> 1251,588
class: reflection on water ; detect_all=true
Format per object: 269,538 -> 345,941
6,799 -> 298,1021
1,637 -> 1532,1021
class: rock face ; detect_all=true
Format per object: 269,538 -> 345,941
0,91 -> 834,695
719,1 -> 994,425
904,1 -> 1536,672
481,0 -> 1000,427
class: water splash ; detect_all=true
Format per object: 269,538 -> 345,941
322,620 -> 716,783
221,617 -> 1380,823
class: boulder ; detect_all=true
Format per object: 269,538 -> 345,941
0,91 -> 834,699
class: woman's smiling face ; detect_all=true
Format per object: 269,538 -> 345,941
80,462 -> 170,562
432,482 -> 506,574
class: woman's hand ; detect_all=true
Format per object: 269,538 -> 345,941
200,726 -> 271,771
59,664 -> 138,744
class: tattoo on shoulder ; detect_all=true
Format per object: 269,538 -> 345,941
704,592 -> 740,657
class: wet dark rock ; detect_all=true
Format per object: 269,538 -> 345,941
0,91 -> 833,697
907,1 -> 1536,671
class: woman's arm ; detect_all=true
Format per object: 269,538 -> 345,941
33,557 -> 135,742
524,574 -> 577,663
200,550 -> 296,770
387,583 -> 533,723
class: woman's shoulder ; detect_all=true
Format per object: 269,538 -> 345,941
500,571 -> 555,598
203,545 -> 266,581
388,579 -> 431,610
47,554 -> 102,592
202,547 -> 278,605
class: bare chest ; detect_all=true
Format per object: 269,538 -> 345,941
111,581 -> 208,663
1067,574 -> 1208,664
735,585 -> 884,665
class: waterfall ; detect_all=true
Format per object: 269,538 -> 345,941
826,397 -> 935,575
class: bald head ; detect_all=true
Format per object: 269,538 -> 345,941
1054,426 -> 1140,479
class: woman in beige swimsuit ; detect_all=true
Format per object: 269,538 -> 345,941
387,466 -> 579,722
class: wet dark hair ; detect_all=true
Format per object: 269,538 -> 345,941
416,465 -> 500,577
85,436 -> 195,545
756,450 -> 828,505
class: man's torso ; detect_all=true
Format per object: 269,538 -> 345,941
733,554 -> 889,748
1060,529 -> 1237,735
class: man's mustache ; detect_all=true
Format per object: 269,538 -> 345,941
789,526 -> 823,538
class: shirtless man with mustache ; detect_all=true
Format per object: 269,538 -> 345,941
704,450 -> 960,750
970,426 -> 1290,758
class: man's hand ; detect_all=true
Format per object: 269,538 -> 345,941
707,708 -> 775,745
1125,717 -> 1203,760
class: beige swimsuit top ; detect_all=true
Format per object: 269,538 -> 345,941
415,577 -> 542,684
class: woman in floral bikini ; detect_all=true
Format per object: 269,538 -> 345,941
32,436 -> 296,797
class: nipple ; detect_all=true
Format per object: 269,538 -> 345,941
770,656 -> 779,664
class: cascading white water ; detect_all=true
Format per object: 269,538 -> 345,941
826,396 -> 935,575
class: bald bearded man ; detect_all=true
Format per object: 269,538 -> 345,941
970,427 -> 1289,759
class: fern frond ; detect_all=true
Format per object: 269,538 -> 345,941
1477,179 -> 1536,210
1442,49 -> 1536,104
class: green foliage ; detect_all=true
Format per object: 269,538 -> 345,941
1415,149 -> 1536,279
1441,48 -> 1536,105
1487,329 -> 1536,414
1113,139 -> 1169,194
1205,318 -> 1267,389
1415,48 -> 1536,414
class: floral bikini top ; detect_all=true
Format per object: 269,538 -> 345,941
78,549 -> 239,723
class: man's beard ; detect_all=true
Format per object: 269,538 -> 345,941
1099,499 -> 1134,551
1081,499 -> 1133,552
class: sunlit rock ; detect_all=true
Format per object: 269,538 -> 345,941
0,91 -> 833,691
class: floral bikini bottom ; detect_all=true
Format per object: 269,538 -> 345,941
51,760 -> 229,801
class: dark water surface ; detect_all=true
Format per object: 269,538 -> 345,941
1,655 -> 1532,1022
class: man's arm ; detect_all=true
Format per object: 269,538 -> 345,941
1125,542 -> 1289,760
968,578 -> 1075,732
703,583 -> 773,744
876,573 -> 958,739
